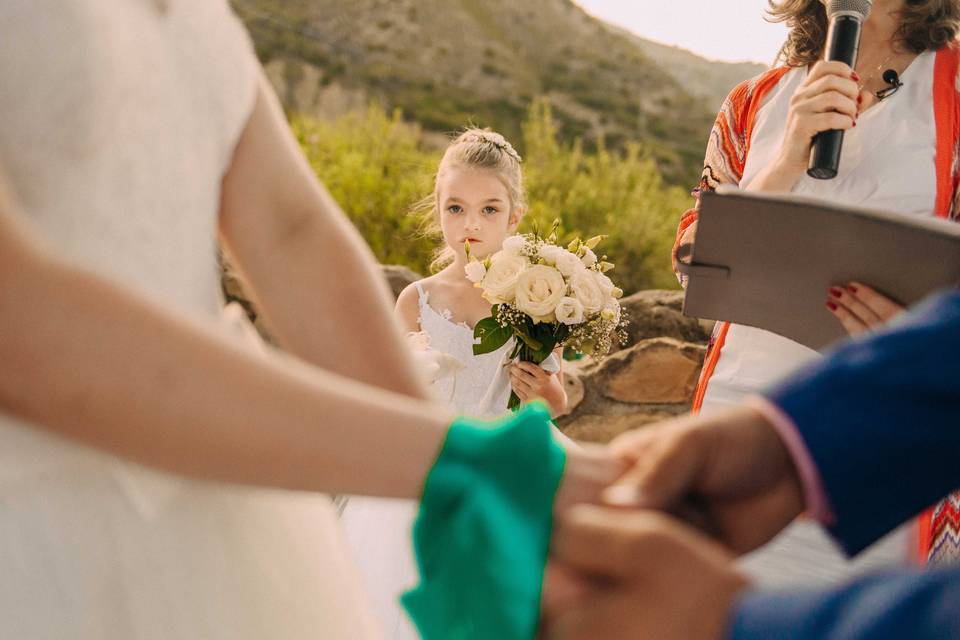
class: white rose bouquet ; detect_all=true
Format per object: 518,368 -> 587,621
466,221 -> 627,410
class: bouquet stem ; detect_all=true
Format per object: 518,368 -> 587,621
508,342 -> 539,411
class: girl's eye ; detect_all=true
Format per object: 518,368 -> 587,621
447,205 -> 463,214
483,206 -> 499,215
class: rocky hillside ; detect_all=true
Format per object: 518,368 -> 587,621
625,36 -> 768,111
231,0 -> 766,187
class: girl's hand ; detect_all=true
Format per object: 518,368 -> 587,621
826,282 -> 904,335
510,362 -> 567,416
774,61 -> 865,181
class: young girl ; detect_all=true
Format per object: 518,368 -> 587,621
340,128 -> 567,638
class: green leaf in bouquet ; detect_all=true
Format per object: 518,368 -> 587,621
514,330 -> 543,352
473,317 -> 513,356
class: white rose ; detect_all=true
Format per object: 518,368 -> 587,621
554,249 -> 585,278
592,271 -> 616,297
601,299 -> 621,324
569,271 -> 605,314
464,260 -> 487,284
538,244 -> 563,265
581,247 -> 597,268
502,235 -> 526,256
514,265 -> 567,323
555,296 -> 585,325
480,252 -> 528,304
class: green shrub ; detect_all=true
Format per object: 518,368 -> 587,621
293,101 -> 687,293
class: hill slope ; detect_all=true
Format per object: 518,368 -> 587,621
233,0 -> 766,186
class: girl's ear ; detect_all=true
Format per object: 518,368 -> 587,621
508,207 -> 524,231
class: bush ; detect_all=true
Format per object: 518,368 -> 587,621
293,101 -> 687,294
292,108 -> 438,270
522,100 -> 687,292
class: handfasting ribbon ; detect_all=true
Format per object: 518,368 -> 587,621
402,402 -> 566,639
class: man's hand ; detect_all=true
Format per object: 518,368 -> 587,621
543,505 -> 750,640
602,405 -> 805,554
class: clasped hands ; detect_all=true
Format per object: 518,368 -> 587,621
544,404 -> 807,640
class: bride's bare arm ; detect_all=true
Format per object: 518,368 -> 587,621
0,177 -> 450,497
217,72 -> 429,400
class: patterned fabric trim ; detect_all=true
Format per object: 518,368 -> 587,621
928,495 -> 960,564
934,42 -> 960,218
924,43 -> 960,566
691,321 -> 730,412
673,66 -> 790,409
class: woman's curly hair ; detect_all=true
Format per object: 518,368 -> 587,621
768,0 -> 960,66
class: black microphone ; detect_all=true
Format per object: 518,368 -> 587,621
807,0 -> 874,180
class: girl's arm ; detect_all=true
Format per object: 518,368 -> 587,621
218,72 -> 429,401
394,283 -> 422,333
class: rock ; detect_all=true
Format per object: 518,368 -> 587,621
595,338 -> 706,405
382,265 -> 422,300
560,411 -> 678,444
618,290 -> 713,349
555,337 -> 707,444
553,369 -> 585,419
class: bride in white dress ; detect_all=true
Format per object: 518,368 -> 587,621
0,1 -> 442,637
0,4 -> 619,637
341,129 -> 567,639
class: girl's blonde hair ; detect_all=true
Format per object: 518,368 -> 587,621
416,128 -> 526,272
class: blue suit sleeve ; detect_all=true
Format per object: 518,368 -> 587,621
766,290 -> 960,555
728,568 -> 960,640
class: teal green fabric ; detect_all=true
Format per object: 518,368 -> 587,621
401,402 -> 567,639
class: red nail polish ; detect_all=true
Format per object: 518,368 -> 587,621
826,301 -> 838,311
851,72 -> 860,82
847,284 -> 859,294
852,120 -> 857,127
857,94 -> 862,104
829,287 -> 843,298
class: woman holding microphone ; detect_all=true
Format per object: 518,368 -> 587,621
674,0 -> 960,574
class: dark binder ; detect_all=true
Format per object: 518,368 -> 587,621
677,187 -> 960,350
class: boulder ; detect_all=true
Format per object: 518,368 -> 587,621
594,338 -> 706,405
555,292 -> 712,443
618,289 -> 713,349
560,411 -> 680,444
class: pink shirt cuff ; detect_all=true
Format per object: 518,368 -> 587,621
745,395 -> 836,525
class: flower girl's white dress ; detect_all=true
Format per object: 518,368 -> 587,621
340,283 -> 559,639
0,2 -> 378,637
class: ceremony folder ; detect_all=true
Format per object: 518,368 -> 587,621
676,187 -> 960,350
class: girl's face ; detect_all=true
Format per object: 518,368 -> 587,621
437,166 -> 521,262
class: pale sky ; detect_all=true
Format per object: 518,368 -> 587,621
574,1 -> 791,65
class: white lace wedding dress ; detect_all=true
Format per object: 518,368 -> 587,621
0,2 -> 378,638
340,283 -> 559,639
